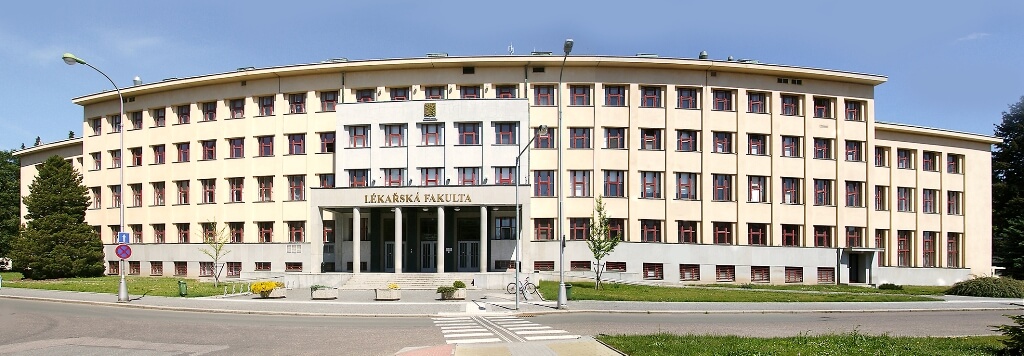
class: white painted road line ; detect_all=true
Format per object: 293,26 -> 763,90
441,329 -> 488,334
443,332 -> 493,338
439,325 -> 479,330
433,317 -> 471,320
495,321 -> 533,325
446,338 -> 502,344
524,335 -> 581,341
513,329 -> 568,335
505,326 -> 551,331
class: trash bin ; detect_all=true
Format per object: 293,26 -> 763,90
177,280 -> 187,296
564,284 -> 573,300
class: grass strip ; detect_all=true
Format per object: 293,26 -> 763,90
1,271 -> 239,298
538,280 -> 940,302
597,333 -> 1004,356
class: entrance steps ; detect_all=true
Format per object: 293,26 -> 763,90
337,273 -> 474,290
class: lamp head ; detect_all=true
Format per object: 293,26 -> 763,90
62,53 -> 85,66
563,39 -> 574,55
537,125 -> 550,136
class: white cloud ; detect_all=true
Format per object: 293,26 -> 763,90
954,32 -> 990,43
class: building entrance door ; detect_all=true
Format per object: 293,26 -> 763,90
457,241 -> 479,272
384,241 -> 395,272
849,253 -> 864,283
421,241 -> 437,272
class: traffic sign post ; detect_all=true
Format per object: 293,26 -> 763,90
117,232 -> 131,245
115,244 -> 132,259
115,242 -> 131,303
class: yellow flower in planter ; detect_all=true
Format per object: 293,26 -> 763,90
387,282 -> 400,290
250,281 -> 284,298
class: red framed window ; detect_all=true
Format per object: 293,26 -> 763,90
569,85 -> 590,105
813,179 -> 833,206
643,263 -> 664,280
534,219 -> 554,240
947,233 -> 961,268
286,262 -> 303,271
677,88 -> 697,109
534,85 -> 554,105
922,231 -> 937,267
608,219 -> 625,240
817,267 -> 835,283
229,99 -> 245,118
110,150 -> 121,168
813,138 -> 832,159
458,167 -> 479,185
349,126 -> 368,148
747,92 -> 766,113
458,123 -> 480,145
846,181 -> 863,207
845,141 -> 863,161
676,173 -> 697,200
813,226 -> 832,247
875,147 -> 889,167
716,265 -> 735,282
782,225 -> 800,246
897,230 -> 912,267
288,221 -> 304,243
225,138 -> 242,158
384,125 -> 404,147
604,170 -> 624,197
460,86 -> 480,99
713,222 -> 732,244
846,227 -> 863,248
712,90 -> 732,111
641,220 -> 661,242
640,86 -> 662,107
875,185 -> 888,211
200,179 -> 215,204
947,154 -> 963,174
750,266 -> 770,283
569,128 -> 591,148
288,93 -> 306,114
319,132 -> 336,153
495,85 -> 516,99
177,105 -> 190,124
286,176 -> 304,201
641,171 -> 661,199
130,148 -> 142,166
420,168 -> 442,186
677,130 -> 697,152
922,151 -> 938,171
90,118 -> 102,135
947,191 -> 962,215
604,85 -> 625,106
922,189 -> 937,213
495,123 -> 517,144
748,176 -> 766,203
152,182 -> 165,206
258,222 -> 273,243
748,223 -> 767,245
712,174 -> 732,201
258,96 -> 274,116
356,89 -> 375,102
320,91 -> 338,111
348,170 -> 368,187
201,140 -> 216,160
90,152 -> 101,170
257,176 -> 273,201
130,184 -> 142,207
570,170 -> 590,197
257,136 -> 274,157
153,224 -> 165,243
390,87 -> 409,101
844,101 -> 863,121
421,124 -> 441,146
897,187 -> 914,212
174,262 -> 187,276
319,174 -> 335,188
605,127 -> 625,149
384,169 -> 404,187
424,86 -> 445,100
153,108 -> 166,127
781,136 -> 799,157
226,262 -> 241,277
781,95 -> 799,116
640,128 -> 662,150
678,221 -> 697,244
679,264 -> 700,281
569,218 -> 589,240
175,181 -> 189,205
495,167 -> 515,185
785,267 -> 803,283
534,261 -> 555,271
229,177 -> 243,202
288,134 -> 305,155
534,127 -> 554,148
570,261 -> 592,271
176,223 -> 190,243
201,102 -> 216,121
255,261 -> 271,271
91,187 -> 101,209
534,171 -> 554,196
713,132 -> 732,153
748,134 -> 766,155
813,98 -> 832,118
150,261 -> 163,275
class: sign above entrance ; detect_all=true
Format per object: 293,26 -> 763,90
364,192 -> 472,204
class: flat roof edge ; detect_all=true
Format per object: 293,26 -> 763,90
875,121 -> 1000,144
13,137 -> 83,157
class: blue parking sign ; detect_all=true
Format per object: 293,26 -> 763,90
117,232 -> 131,244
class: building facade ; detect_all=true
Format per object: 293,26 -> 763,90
16,55 -> 998,286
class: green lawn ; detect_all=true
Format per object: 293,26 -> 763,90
538,281 -> 940,302
1,271 -> 234,298
597,333 -> 1005,356
699,283 -> 949,296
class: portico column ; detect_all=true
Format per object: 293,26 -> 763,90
480,205 -> 487,272
394,207 -> 403,273
437,206 -> 445,273
352,208 -> 361,274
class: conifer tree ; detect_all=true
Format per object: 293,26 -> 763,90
0,150 -> 18,259
993,96 -> 1024,278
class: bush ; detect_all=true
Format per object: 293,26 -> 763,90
310,284 -> 330,291
878,283 -> 903,290
947,276 -> 1024,298
994,314 -> 1024,355
436,286 -> 457,294
250,281 -> 284,296
453,280 -> 466,289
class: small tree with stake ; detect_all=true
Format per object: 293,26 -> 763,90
198,221 -> 231,287
587,196 -> 620,290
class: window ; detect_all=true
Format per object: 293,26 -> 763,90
457,167 -> 480,185
875,229 -> 888,265
152,182 -> 165,206
813,179 -> 834,206
286,262 -> 303,272
421,124 -> 442,146
750,266 -> 770,283
922,189 -> 938,213
384,125 -> 405,147
534,261 -> 555,271
747,92 -> 767,113
947,191 -> 963,215
495,123 -> 517,145
287,221 -> 304,242
390,87 -> 409,101
151,261 -> 164,275
200,179 -> 215,204
605,128 -> 626,149
748,176 -> 767,203
677,130 -> 698,152
199,102 -> 216,122
320,91 -> 338,111
110,150 -> 121,168
640,86 -> 662,107
424,86 -> 445,100
713,222 -> 732,244
130,111 -> 143,129
319,132 -> 336,153
781,136 -> 800,157
638,128 -> 662,150
130,148 -> 142,167
845,140 -> 863,162
201,222 -> 217,242
257,176 -> 273,202
676,173 -> 698,200
604,85 -> 625,106
748,134 -> 767,155
229,138 -> 244,158
846,226 -> 864,248
319,174 -> 335,188
457,123 -> 480,145
349,125 -> 369,148
605,262 -> 626,272
844,101 -> 863,121
569,218 -> 589,240
716,265 -> 736,282
922,151 -> 938,171
748,223 -> 768,245
640,220 -> 661,242
174,262 -> 187,276
781,95 -> 800,116
782,225 -> 800,246
176,105 -> 190,124
107,186 -> 122,208
672,221 -> 697,244
421,168 -> 442,186
947,154 -> 964,174
875,147 -> 889,167
813,226 -> 833,247
897,149 -> 914,169
781,177 -> 800,204
534,127 -> 554,148
228,177 -> 243,202
493,84 -> 516,98
569,85 -> 590,106
534,170 -> 554,196
258,222 -> 273,243
384,168 -> 404,187
845,181 -> 864,207
643,263 -> 664,280
90,152 -> 101,170
108,115 -> 120,132
813,138 -> 833,159
897,230 -> 913,267
712,174 -> 733,201
90,118 -> 102,135
226,262 -> 241,277
785,267 -> 803,283
493,217 -> 516,240
534,219 -> 554,240
175,180 -> 189,205
570,170 -> 590,197
813,97 -> 833,118
200,140 -> 216,160
679,264 -> 700,281
256,136 -> 274,157
897,187 -> 914,212
604,170 -> 624,197
255,261 -> 271,271
129,184 -> 142,208
229,99 -> 244,119
608,219 -> 625,240
348,170 -> 368,187
947,233 -> 962,268
712,90 -> 733,111
817,267 -> 835,283
288,93 -> 306,114
640,171 -> 661,199
534,85 -> 554,106
356,89 -> 375,102
460,86 -> 480,99
875,185 -> 889,211
494,167 -> 515,185
283,175 -> 303,201
176,223 -> 190,243
921,231 -> 937,267
677,88 -> 698,109
258,96 -> 274,116
569,128 -> 591,148
713,132 -> 733,153
153,108 -> 167,127
570,261 -> 592,271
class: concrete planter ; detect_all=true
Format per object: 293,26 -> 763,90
311,288 -> 338,300
260,288 -> 286,299
375,289 -> 401,301
439,288 -> 467,300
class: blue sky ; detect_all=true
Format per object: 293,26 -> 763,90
1,1 -> 1022,150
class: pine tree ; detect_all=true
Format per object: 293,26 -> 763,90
10,155 -> 103,279
993,96 -> 1024,278
0,150 -> 19,259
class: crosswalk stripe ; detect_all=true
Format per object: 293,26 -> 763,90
446,338 -> 502,344
437,323 -> 476,327
524,335 -> 581,341
440,325 -> 479,330
442,328 -> 487,334
505,326 -> 550,331
442,332 -> 493,338
514,330 -> 568,335
433,317 -> 471,320
495,320 -> 532,324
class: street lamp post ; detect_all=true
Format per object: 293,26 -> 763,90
63,53 -> 129,303
514,125 -> 548,311
556,39 -> 573,309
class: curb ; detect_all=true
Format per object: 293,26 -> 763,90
517,306 -> 1023,316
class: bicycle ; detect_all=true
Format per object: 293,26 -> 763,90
506,277 -> 537,295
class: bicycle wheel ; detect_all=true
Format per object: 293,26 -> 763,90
506,282 -> 517,294
524,283 -> 537,294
